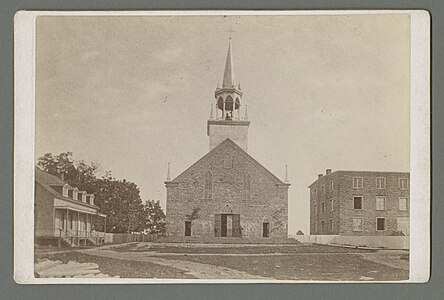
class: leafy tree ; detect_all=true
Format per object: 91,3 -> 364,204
94,172 -> 145,233
138,200 -> 166,235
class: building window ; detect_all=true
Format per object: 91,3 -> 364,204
314,204 -> 318,215
329,219 -> 333,232
314,189 -> 317,197
330,199 -> 334,211
353,217 -> 363,231
376,196 -> 386,210
73,188 -> 79,200
314,221 -> 318,233
185,221 -> 192,236
321,202 -> 325,214
262,222 -> 270,237
204,171 -> 213,200
321,185 -> 325,195
243,173 -> 251,200
321,220 -> 325,233
223,154 -> 232,169
399,178 -> 409,190
353,177 -> 363,189
399,197 -> 409,211
376,218 -> 386,231
353,196 -> 363,210
329,180 -> 334,192
376,177 -> 386,189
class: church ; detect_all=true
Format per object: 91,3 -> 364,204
164,40 -> 290,242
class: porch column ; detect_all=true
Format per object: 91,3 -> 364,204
65,208 -> 68,234
86,213 -> 89,237
77,211 -> 80,246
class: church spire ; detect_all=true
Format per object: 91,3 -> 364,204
222,39 -> 235,88
209,39 -> 249,152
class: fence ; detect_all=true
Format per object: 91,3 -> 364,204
104,233 -> 159,244
290,235 -> 409,250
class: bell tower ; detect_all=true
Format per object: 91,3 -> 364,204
207,39 -> 250,152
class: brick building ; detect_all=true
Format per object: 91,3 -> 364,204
164,40 -> 290,241
309,170 -> 409,236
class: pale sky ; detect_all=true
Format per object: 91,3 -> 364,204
35,14 -> 410,234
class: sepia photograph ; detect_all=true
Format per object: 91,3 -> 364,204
14,10 -> 430,283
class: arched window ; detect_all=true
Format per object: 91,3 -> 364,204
204,171 -> 213,200
243,173 -> 251,200
225,96 -> 234,120
223,154 -> 232,169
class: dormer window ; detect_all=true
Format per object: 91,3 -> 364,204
78,191 -> 87,202
62,184 -> 70,197
73,188 -> 79,200
90,194 -> 95,205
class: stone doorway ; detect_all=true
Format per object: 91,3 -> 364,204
214,214 -> 241,237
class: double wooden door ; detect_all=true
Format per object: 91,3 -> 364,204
214,214 -> 241,237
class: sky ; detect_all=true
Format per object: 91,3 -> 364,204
35,14 -> 410,234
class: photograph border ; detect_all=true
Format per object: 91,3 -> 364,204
13,9 -> 430,284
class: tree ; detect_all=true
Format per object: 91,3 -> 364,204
95,172 -> 145,233
138,200 -> 166,235
37,152 -> 99,193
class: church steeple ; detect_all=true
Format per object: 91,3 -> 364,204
214,40 -> 243,122
208,39 -> 250,152
222,39 -> 235,88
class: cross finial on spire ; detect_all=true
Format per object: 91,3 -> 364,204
227,27 -> 235,39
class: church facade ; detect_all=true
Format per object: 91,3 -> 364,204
164,40 -> 290,241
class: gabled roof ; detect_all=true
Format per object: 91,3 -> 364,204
35,167 -> 99,209
35,167 -> 66,186
169,138 -> 288,186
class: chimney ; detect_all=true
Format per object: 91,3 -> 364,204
57,172 -> 65,181
318,174 -> 323,179
326,169 -> 332,175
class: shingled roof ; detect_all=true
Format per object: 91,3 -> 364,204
35,167 -> 99,209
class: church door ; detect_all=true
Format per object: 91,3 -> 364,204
221,214 -> 228,237
232,214 -> 242,237
215,214 -> 242,237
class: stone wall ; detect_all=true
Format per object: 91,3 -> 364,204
290,234 -> 409,250
166,140 -> 289,240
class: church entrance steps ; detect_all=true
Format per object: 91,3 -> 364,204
156,236 -> 301,245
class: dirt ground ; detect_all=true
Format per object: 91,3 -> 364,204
38,242 -> 409,281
